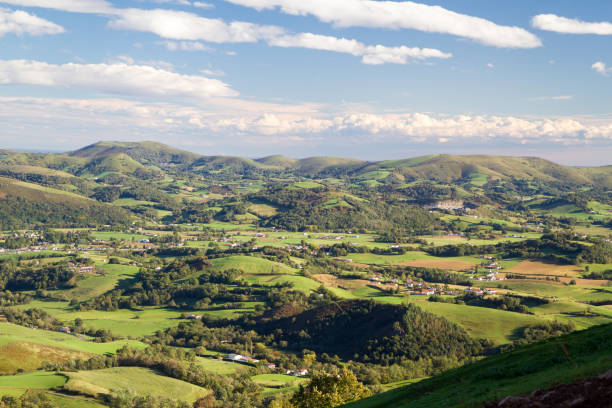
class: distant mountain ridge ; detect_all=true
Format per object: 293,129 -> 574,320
0,141 -> 609,186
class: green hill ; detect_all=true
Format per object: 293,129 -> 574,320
79,153 -> 146,177
351,155 -> 595,185
343,323 -> 612,408
3,142 -> 611,186
193,155 -> 269,173
255,155 -> 298,169
254,300 -> 483,365
294,157 -> 367,175
0,177 -> 130,228
70,141 -> 201,166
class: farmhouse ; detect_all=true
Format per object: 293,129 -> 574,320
226,354 -> 260,364
286,369 -> 308,377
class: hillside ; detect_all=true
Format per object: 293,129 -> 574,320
2,142 -> 610,187
254,299 -> 483,365
343,323 -> 612,408
294,156 -> 367,175
69,141 -> 201,166
351,154 -> 597,185
255,155 -> 298,169
0,177 -> 130,228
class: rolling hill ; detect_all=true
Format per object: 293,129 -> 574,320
69,141 -> 201,166
0,177 -> 130,228
1,141 -> 611,187
351,154 -> 597,185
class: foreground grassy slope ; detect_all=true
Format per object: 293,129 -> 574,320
344,323 -> 612,408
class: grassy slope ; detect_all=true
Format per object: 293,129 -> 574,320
211,255 -> 298,275
0,177 -> 92,201
344,323 -> 612,408
353,155 -> 599,185
63,367 -> 209,402
0,322 -> 146,354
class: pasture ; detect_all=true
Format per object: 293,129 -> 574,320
0,371 -> 65,397
0,322 -> 146,355
211,255 -> 298,275
63,367 -> 209,402
412,300 -> 545,345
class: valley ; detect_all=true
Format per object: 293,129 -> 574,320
0,141 -> 611,407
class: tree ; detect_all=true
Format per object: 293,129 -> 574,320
290,369 -> 371,408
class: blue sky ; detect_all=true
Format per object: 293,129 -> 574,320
0,0 -> 611,164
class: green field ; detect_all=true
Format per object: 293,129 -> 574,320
0,322 -> 146,354
211,255 -> 298,275
412,300 -> 545,345
252,374 -> 308,396
63,367 -> 209,402
60,262 -> 139,301
0,371 -> 66,397
196,356 -> 242,374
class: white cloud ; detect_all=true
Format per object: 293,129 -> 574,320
224,0 -> 542,48
1,3 -> 451,65
164,40 -> 211,51
532,14 -> 612,35
0,7 -> 64,36
268,33 -> 451,64
108,9 -> 450,64
487,63 -> 494,68
592,61 -> 611,76
0,59 -> 238,98
2,96 -> 612,150
193,1 -> 214,9
0,0 -> 115,14
108,8 -> 284,43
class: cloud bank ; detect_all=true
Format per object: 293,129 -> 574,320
2,96 -> 611,148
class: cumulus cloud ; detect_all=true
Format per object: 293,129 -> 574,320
224,0 -> 541,48
107,9 -> 450,64
532,14 -> 612,35
0,0 -> 115,14
2,96 -> 612,151
268,33 -> 451,64
108,8 -> 284,42
0,7 -> 64,36
1,2 -> 451,65
0,59 -> 238,98
592,62 -> 611,76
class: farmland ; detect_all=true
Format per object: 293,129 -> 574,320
0,141 -> 611,407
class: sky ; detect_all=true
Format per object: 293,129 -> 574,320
0,0 -> 611,165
